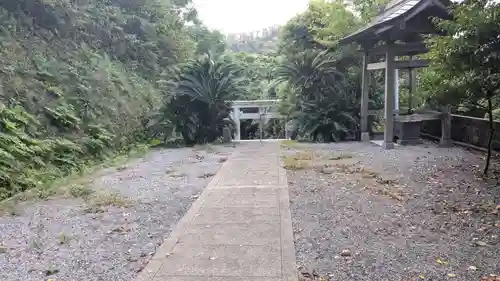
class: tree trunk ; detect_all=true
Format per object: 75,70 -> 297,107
484,96 -> 494,176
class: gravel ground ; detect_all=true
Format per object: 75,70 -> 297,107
0,144 -> 234,281
284,141 -> 500,281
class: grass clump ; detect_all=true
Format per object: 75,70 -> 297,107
282,150 -> 316,170
328,152 -> 354,160
281,140 -> 301,148
376,177 -> 398,186
283,157 -> 309,170
198,172 -> 215,178
0,200 -> 18,216
83,192 -> 132,213
67,184 -> 94,199
293,150 -> 315,161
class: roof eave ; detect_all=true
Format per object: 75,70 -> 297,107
340,0 -> 450,46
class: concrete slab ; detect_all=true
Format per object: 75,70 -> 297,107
203,189 -> 280,208
154,244 -> 281,277
218,175 -> 279,186
214,185 -> 278,189
181,222 -> 281,245
205,187 -> 279,196
152,277 -> 282,281
191,206 -> 280,224
216,165 -> 280,186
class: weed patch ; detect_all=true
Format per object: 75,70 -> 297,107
283,157 -> 309,170
67,184 -> 94,199
328,152 -> 354,160
83,192 -> 132,213
198,172 -> 215,178
0,200 -> 18,216
281,140 -> 301,148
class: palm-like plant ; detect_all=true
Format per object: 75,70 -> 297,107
275,50 -> 359,142
167,53 -> 246,144
275,50 -> 344,98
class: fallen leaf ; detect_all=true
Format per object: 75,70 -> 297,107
436,258 -> 449,265
419,275 -> 425,279
476,241 -> 488,246
481,274 -> 500,281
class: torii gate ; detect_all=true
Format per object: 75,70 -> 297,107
230,100 -> 283,140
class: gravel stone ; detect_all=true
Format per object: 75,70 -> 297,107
286,141 -> 500,281
0,145 -> 234,281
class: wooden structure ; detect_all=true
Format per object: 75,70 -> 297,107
340,0 -> 451,149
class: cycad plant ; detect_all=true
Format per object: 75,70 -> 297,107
275,50 -> 359,141
166,53 -> 246,144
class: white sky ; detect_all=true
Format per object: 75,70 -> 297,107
193,0 -> 310,34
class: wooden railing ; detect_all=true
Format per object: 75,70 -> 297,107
421,114 -> 500,150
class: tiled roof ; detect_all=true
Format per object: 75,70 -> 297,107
340,0 -> 449,45
374,0 -> 421,24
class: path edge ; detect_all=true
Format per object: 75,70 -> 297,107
279,153 -> 299,281
135,148 -> 236,281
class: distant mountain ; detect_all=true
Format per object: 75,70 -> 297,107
226,26 -> 280,54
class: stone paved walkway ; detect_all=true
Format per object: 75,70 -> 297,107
136,142 -> 297,281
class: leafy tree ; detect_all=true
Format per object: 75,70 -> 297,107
351,0 -> 391,24
425,0 -> 500,175
278,0 -> 360,57
221,52 -> 278,100
275,50 -> 359,141
189,25 -> 227,56
275,0 -> 371,142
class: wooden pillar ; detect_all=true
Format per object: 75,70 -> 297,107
360,52 -> 370,142
283,118 -> 288,140
440,105 -> 453,147
408,55 -> 416,113
258,107 -> 263,141
233,107 -> 241,140
383,45 -> 395,149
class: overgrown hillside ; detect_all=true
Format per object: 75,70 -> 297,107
0,0 -> 196,199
